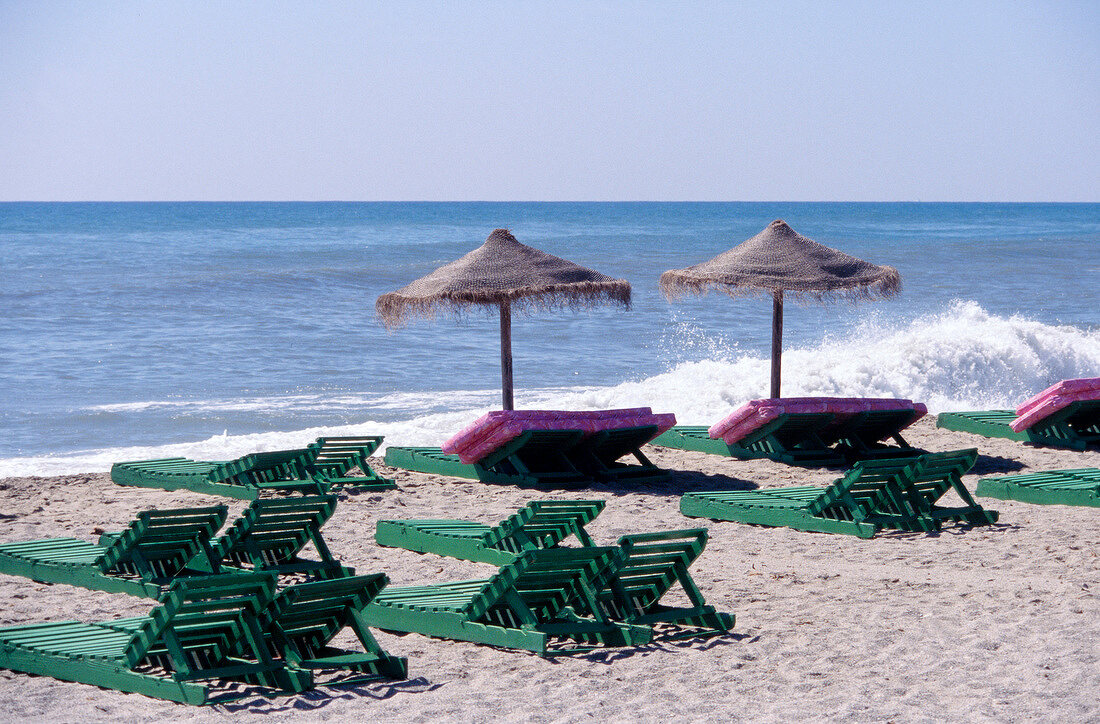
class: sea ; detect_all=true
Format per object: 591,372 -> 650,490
1,202 -> 1098,478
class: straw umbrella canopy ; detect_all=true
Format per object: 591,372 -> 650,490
660,219 -> 900,398
376,228 -> 631,410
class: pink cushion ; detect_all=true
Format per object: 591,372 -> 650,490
1010,378 -> 1100,432
708,397 -> 927,446
443,408 -> 677,464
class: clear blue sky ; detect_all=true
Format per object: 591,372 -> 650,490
1,1 -> 1097,201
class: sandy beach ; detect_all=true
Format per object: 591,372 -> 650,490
1,416 -> 1098,723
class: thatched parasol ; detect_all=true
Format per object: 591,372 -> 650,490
377,228 -> 631,410
660,219 -> 900,397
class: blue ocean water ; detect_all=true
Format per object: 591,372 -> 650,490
1,201 -> 1098,476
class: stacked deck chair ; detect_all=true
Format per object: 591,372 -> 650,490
937,377 -> 1100,451
111,436 -> 396,500
362,547 -> 653,655
375,499 -> 605,565
0,505 -> 228,598
0,573 -> 406,705
376,504 -> 732,639
681,449 -> 998,538
976,468 -> 1100,507
0,497 -> 348,598
652,397 -> 927,467
384,408 -> 676,489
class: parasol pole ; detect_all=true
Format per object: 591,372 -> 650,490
770,289 -> 783,398
499,300 -> 514,410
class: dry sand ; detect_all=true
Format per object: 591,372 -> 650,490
0,416 -> 1098,723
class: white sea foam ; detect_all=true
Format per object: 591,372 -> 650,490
3,301 -> 1097,479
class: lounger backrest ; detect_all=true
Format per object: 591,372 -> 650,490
896,449 -> 979,506
98,505 -> 229,577
805,459 -> 916,520
216,496 -> 338,568
261,573 -> 388,659
304,436 -> 383,477
1011,378 -> 1100,432
122,573 -> 278,671
464,547 -> 619,623
600,529 -> 709,612
485,499 -> 605,553
211,448 -> 312,485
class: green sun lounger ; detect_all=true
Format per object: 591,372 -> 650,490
975,468 -> 1100,507
384,429 -> 593,489
577,529 -> 733,637
681,449 -> 997,538
0,573 -> 302,705
652,413 -> 849,467
819,409 -> 926,461
937,401 -> 1100,451
112,437 -> 397,500
362,547 -> 652,655
257,573 -> 408,684
375,500 -> 605,565
0,506 -> 228,597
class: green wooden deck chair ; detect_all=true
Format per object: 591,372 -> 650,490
680,450 -> 996,538
256,574 -> 407,684
820,409 -> 926,462
0,573 -> 305,705
111,448 -> 324,500
975,468 -> 1100,507
200,495 -> 349,580
580,529 -> 733,638
384,429 -> 593,489
652,413 -> 848,467
303,436 -> 396,491
0,506 -> 228,597
937,401 -> 1100,451
569,425 -> 671,484
362,547 -> 652,655
375,499 -> 605,565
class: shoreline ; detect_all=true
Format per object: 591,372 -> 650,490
1,417 -> 1098,721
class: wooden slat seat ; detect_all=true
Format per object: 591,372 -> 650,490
976,468 -> 1100,507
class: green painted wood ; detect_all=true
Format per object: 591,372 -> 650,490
362,547 -> 652,655
976,468 -> 1100,507
680,450 -> 997,538
0,506 -> 228,597
823,409 -> 927,462
0,573 -> 310,705
375,500 -> 605,565
384,430 -> 593,489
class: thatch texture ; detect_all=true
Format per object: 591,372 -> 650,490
377,228 -> 632,328
660,220 -> 901,302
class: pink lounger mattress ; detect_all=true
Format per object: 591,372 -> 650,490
442,408 -> 677,465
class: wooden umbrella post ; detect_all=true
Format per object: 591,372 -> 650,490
500,301 -> 514,411
770,290 -> 783,398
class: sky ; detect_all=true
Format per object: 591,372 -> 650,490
0,1 -> 1097,202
